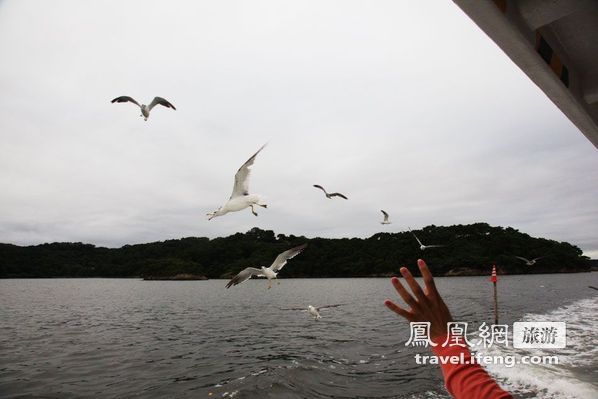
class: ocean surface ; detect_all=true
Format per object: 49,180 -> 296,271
1,272 -> 597,399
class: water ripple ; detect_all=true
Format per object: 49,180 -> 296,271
1,275 -> 596,398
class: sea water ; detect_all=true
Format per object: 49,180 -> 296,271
1,273 -> 596,398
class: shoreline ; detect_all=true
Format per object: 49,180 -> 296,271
1,269 -> 595,280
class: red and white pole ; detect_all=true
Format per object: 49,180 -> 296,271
490,265 -> 498,325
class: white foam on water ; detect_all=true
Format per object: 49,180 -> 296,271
477,296 -> 598,399
407,390 -> 449,399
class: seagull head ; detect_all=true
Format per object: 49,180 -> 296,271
206,208 -> 224,220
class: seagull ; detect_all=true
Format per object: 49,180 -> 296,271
111,96 -> 176,121
225,244 -> 307,289
514,256 -> 545,266
313,185 -> 348,200
380,210 -> 391,225
409,227 -> 444,251
208,144 -> 268,220
282,304 -> 345,320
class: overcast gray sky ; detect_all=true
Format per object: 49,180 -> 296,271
1,0 -> 597,257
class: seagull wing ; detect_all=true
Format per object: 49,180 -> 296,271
329,192 -> 348,200
313,185 -> 328,195
280,307 -> 308,311
515,256 -> 531,263
148,96 -> 176,111
225,267 -> 263,288
409,228 -> 424,246
425,245 -> 445,248
532,256 -> 545,262
111,96 -> 140,108
317,303 -> 346,311
230,144 -> 266,199
270,243 -> 308,272
381,210 -> 389,221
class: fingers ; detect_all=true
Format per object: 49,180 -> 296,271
400,267 -> 428,305
390,276 -> 420,311
417,259 -> 439,301
384,299 -> 414,321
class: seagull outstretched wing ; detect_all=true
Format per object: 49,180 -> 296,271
329,192 -> 348,200
148,96 -> 176,111
313,185 -> 328,195
231,144 -> 266,199
225,267 -> 264,288
409,228 -> 424,246
270,243 -> 308,272
515,256 -> 531,263
317,303 -> 346,311
111,96 -> 140,108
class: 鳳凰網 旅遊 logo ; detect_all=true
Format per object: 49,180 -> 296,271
404,321 -> 566,349
512,321 -> 566,349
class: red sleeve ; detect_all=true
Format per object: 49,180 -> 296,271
431,337 -> 513,399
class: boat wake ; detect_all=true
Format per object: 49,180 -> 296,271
477,296 -> 598,398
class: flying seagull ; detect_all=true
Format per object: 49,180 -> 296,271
514,256 -> 545,266
380,210 -> 391,225
225,244 -> 308,289
282,304 -> 346,320
208,144 -> 268,220
111,96 -> 176,121
409,227 -> 444,251
313,185 -> 348,200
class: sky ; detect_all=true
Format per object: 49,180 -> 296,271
0,0 -> 597,257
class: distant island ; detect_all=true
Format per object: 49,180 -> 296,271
0,223 -> 591,279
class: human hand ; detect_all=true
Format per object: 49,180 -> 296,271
384,259 -> 453,339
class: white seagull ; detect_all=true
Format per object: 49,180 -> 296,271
111,96 -> 176,121
515,256 -> 545,266
380,210 -> 391,225
225,244 -> 308,289
282,304 -> 345,320
313,185 -> 348,200
208,144 -> 268,220
409,227 -> 444,251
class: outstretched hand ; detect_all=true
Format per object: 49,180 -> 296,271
384,259 -> 453,339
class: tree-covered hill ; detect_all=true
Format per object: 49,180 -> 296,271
0,223 -> 590,278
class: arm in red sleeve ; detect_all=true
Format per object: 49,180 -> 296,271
431,339 -> 513,399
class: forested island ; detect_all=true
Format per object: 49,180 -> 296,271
0,223 -> 591,279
